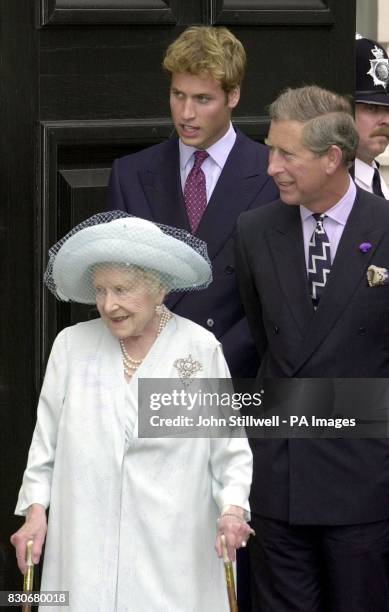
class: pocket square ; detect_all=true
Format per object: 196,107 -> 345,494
367,265 -> 389,287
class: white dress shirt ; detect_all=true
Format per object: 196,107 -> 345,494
354,157 -> 389,199
300,177 -> 356,268
179,123 -> 236,203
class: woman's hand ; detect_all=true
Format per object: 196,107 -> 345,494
215,506 -> 255,562
10,504 -> 47,574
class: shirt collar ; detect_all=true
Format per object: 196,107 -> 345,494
179,123 -> 236,170
355,157 -> 378,188
300,176 -> 356,226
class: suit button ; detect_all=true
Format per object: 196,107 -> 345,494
273,325 -> 279,335
207,318 -> 214,328
225,265 -> 234,274
358,326 -> 367,336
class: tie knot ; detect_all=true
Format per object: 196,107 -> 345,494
312,213 -> 327,236
193,150 -> 209,169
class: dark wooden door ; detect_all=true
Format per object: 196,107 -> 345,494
0,0 -> 356,597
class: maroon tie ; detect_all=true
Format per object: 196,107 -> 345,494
184,150 -> 209,233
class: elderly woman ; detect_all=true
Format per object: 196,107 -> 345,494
11,213 -> 253,612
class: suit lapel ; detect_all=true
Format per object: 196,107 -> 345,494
292,190 -> 384,374
267,205 -> 314,335
137,139 -> 190,230
139,131 -> 270,259
137,139 -> 189,310
196,131 -> 270,260
138,132 -> 273,310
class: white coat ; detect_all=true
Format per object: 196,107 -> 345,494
16,314 -> 252,611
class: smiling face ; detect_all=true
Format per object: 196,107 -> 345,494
92,265 -> 166,340
170,72 -> 240,149
355,103 -> 389,165
266,119 -> 335,210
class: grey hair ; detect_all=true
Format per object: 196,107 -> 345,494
268,85 -> 359,167
91,263 -> 168,295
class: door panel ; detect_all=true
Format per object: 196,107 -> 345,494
39,0 -> 180,26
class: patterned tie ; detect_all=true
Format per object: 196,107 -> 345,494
372,167 -> 385,198
184,150 -> 209,233
307,213 -> 331,308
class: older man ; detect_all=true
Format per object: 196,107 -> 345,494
354,35 -> 389,198
236,85 -> 389,611
108,26 -> 278,379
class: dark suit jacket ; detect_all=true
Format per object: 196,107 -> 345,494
235,187 -> 389,524
108,130 -> 278,377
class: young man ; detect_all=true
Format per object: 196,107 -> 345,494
236,85 -> 389,611
108,26 -> 278,379
354,35 -> 389,198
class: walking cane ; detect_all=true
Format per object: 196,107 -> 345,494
22,540 -> 34,612
220,534 -> 238,612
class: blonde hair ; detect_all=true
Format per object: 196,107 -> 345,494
269,85 -> 358,167
163,26 -> 246,93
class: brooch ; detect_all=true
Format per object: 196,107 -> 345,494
174,354 -> 202,386
367,265 -> 389,287
359,242 -> 372,253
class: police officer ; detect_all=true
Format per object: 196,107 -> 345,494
354,35 -> 389,198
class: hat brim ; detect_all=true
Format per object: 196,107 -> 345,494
52,218 -> 211,303
355,92 -> 389,107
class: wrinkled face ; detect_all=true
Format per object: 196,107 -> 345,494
92,265 -> 165,340
170,72 -> 240,149
355,103 -> 389,164
266,119 -> 330,209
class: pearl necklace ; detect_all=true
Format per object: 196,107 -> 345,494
120,305 -> 172,377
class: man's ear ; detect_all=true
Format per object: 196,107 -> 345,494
227,87 -> 240,109
325,145 -> 343,175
